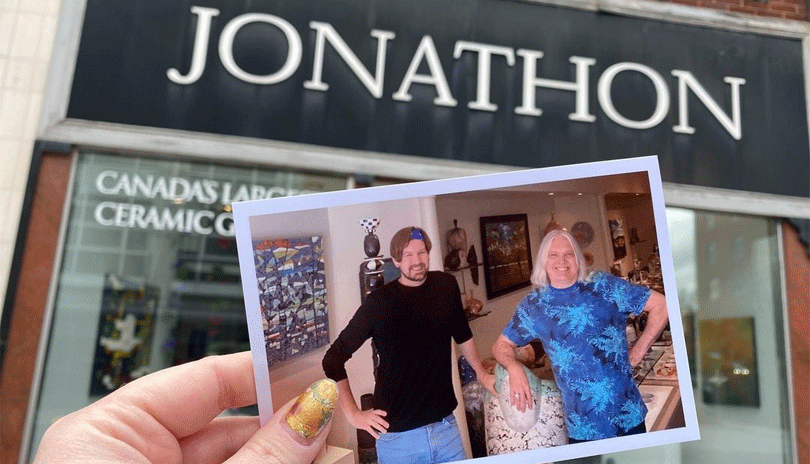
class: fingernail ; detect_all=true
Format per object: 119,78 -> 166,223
285,379 -> 338,439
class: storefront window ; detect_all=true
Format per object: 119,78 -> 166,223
27,156 -> 794,464
28,152 -> 348,458
559,208 -> 792,464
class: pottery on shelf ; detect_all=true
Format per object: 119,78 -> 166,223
543,213 -> 563,237
464,289 -> 483,315
446,219 -> 468,262
445,248 -> 461,271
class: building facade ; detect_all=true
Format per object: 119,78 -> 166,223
1,0 -> 808,463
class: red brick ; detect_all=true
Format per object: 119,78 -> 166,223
715,0 -> 745,6
784,222 -> 810,464
767,4 -> 799,13
655,0 -> 808,26
761,9 -> 790,16
669,0 -> 808,19
0,153 -> 72,464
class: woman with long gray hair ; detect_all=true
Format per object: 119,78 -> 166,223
492,229 -> 668,443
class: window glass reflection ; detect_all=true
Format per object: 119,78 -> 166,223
557,208 -> 791,464
29,153 -> 347,459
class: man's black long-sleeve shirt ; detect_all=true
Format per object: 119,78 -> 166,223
322,271 -> 473,432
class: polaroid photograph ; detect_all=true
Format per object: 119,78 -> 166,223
233,156 -> 699,464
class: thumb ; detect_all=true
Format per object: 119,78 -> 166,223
227,379 -> 338,464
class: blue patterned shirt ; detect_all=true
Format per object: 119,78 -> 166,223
502,272 -> 651,440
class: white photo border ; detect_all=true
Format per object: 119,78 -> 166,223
233,155 -> 700,463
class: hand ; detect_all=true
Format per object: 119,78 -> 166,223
33,352 -> 336,464
477,371 -> 497,397
629,343 -> 646,368
348,408 -> 389,439
506,365 -> 533,412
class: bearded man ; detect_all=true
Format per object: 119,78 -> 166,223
323,226 -> 495,464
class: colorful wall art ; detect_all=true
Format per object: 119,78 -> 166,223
253,236 -> 329,365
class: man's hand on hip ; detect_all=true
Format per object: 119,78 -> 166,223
348,408 -> 389,439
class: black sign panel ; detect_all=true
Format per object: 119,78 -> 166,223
67,0 -> 809,197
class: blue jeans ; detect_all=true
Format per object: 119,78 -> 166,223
375,414 -> 466,464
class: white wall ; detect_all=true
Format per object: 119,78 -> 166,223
605,195 -> 658,278
0,0 -> 60,312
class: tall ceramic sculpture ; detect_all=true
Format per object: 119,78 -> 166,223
359,218 -> 386,300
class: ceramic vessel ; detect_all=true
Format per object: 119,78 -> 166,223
484,363 -> 568,454
446,219 -> 468,262
364,233 -> 380,258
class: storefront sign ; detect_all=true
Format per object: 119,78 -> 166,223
166,7 -> 744,140
67,0 -> 809,197
92,170 -> 319,236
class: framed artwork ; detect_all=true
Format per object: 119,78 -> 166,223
571,221 -> 595,248
90,275 -> 158,396
479,214 -> 533,299
699,317 -> 760,407
253,236 -> 329,366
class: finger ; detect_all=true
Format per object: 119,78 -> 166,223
509,388 -> 521,407
365,425 -> 381,440
227,379 -> 337,464
370,419 -> 388,434
107,352 -> 257,438
363,417 -> 388,438
522,388 -> 533,410
370,413 -> 389,429
179,416 -> 260,464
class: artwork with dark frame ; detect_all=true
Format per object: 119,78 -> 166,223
699,317 -> 760,407
479,214 -> 533,299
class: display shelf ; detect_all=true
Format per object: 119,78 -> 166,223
444,263 -> 484,272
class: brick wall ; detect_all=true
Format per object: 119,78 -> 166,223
656,0 -> 807,20
783,220 -> 809,464
0,153 -> 72,464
